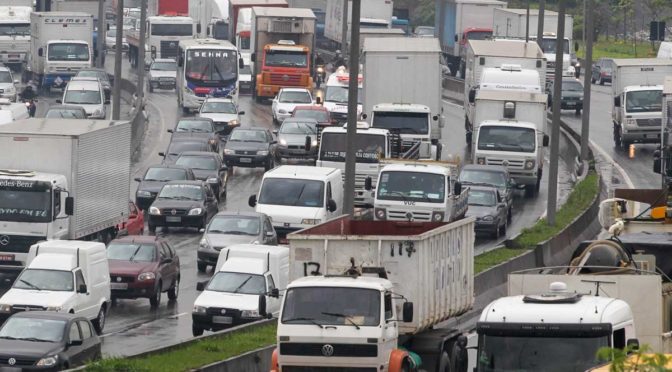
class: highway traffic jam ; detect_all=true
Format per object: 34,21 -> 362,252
0,0 -> 670,371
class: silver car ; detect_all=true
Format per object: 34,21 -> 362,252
273,117 -> 318,163
147,58 -> 177,92
465,186 -> 508,239
197,211 -> 278,272
0,66 -> 18,102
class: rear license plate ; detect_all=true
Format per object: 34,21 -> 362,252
0,254 -> 14,261
110,283 -> 128,290
166,216 -> 181,223
566,102 -> 576,107
212,316 -> 233,324
240,157 -> 252,163
8,54 -> 18,58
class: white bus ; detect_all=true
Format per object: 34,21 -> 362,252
176,38 -> 242,113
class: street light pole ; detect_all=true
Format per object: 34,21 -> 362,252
136,0 -> 148,104
112,0 -> 123,120
581,0 -> 593,161
536,0 -> 545,47
340,0 -> 349,57
342,0 -> 360,216
97,0 -> 105,68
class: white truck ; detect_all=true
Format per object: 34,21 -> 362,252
472,90 -> 549,197
189,0 -> 230,40
610,58 -> 672,149
127,15 -> 196,69
463,39 -> 546,143
371,161 -> 469,223
324,0 -> 393,50
0,119 -> 131,279
362,37 -> 444,155
435,0 -> 507,77
27,12 -> 94,90
322,66 -> 362,124
0,6 -> 31,70
493,8 -> 577,80
274,215 -> 475,372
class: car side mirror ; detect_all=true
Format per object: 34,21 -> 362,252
543,135 -> 549,147
614,96 -> 621,107
196,281 -> 207,291
248,194 -> 257,207
454,181 -> 462,195
269,288 -> 280,298
364,176 -> 372,191
258,294 -> 267,317
134,177 -> 142,182
327,199 -> 337,213
304,135 -> 311,151
315,96 -> 322,105
65,197 -> 74,216
402,302 -> 413,322
167,129 -> 174,133
69,339 -> 83,346
454,35 -> 458,42
55,99 -> 62,104
159,152 -> 166,157
239,111 -> 245,115
468,88 -> 476,104
78,284 -> 87,294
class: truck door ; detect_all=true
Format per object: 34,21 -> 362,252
74,269 -> 96,319
265,274 -> 281,316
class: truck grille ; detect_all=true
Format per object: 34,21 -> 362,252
636,118 -> 662,127
387,210 -> 432,221
0,235 -> 46,253
282,367 -> 377,372
330,111 -> 348,122
269,73 -> 302,86
279,343 -> 377,357
486,158 -> 525,169
160,208 -> 188,215
160,40 -> 179,59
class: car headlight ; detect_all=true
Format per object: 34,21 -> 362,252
46,306 -> 63,312
94,109 -> 103,116
241,309 -> 260,318
0,304 -> 11,313
374,208 -> 386,220
482,215 -> 495,222
476,157 -> 486,165
229,119 -> 240,126
188,207 -> 203,215
278,109 -> 287,114
36,355 -> 58,367
524,160 -> 535,170
149,206 -> 161,215
137,190 -> 151,197
138,272 -> 156,281
257,150 -> 269,156
199,238 -> 211,250
193,305 -> 207,314
311,139 -> 318,147
279,138 -> 287,146
224,149 -> 234,155
317,66 -> 324,73
301,219 -> 321,225
431,211 -> 445,222
206,177 -> 218,183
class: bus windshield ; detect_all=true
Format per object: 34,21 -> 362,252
185,49 -> 238,86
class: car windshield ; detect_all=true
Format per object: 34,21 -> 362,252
166,141 -> 207,156
562,81 -> 583,91
48,43 -> 89,61
107,243 -> 156,262
371,112 -> 428,135
377,171 -> 445,203
282,287 -> 381,327
78,71 -> 107,81
176,120 -> 213,132
477,126 -> 536,153
229,130 -> 267,143
265,50 -> 307,68
152,62 -> 177,71
13,269 -> 73,292
460,170 -> 508,188
207,215 -> 260,235
144,167 -> 188,181
45,108 -> 85,119
319,132 -> 386,163
280,91 -> 312,104
293,109 -> 329,122
158,184 -> 203,200
64,89 -> 101,105
538,38 -> 570,54
415,26 -> 434,36
324,86 -> 362,104
468,189 -> 496,207
0,71 -> 12,83
175,156 -> 217,170
281,121 -> 316,135
201,102 -> 237,114
259,178 -> 324,207
207,272 -> 265,295
0,317 -> 66,343
626,90 -> 662,113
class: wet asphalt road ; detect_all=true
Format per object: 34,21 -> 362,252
0,59 -> 570,357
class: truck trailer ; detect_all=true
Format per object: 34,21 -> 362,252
324,0 -> 394,50
228,0 -> 288,53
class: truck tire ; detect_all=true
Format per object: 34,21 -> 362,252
438,351 -> 452,372
197,261 -> 207,273
524,184 -> 536,198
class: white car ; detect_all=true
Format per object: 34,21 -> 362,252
105,27 -> 130,52
58,79 -> 108,119
271,88 -> 315,126
198,97 -> 245,141
147,58 -> 177,92
0,66 -> 18,102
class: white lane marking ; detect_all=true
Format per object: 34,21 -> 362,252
442,99 -> 463,110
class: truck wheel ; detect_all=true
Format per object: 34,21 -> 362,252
92,305 -> 106,334
148,224 -> 156,234
524,185 -> 535,198
149,281 -> 162,307
197,261 -> 207,273
192,323 -> 204,337
167,275 -> 179,301
438,351 -> 452,372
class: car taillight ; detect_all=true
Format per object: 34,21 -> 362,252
601,72 -> 607,77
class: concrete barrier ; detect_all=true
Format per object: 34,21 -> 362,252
117,78 -> 147,162
196,346 -> 275,372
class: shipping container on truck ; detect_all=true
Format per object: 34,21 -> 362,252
273,216 -> 476,372
228,0 -> 288,49
0,0 -> 32,6
148,0 -> 188,16
0,118 -> 131,277
51,0 -> 100,19
435,0 -> 507,77
324,0 -> 393,50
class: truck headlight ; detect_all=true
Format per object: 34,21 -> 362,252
482,215 -> 494,222
199,238 -> 211,250
36,356 -> 58,367
149,206 -> 161,215
625,118 -> 637,126
94,109 -> 103,117
0,304 -> 11,313
224,149 -> 234,155
476,157 -> 486,165
46,306 -> 63,312
257,150 -> 269,156
279,138 -> 287,146
524,160 -> 535,170
138,272 -> 156,281
137,190 -> 151,197
301,219 -> 321,225
229,119 -> 240,126
206,177 -> 218,184
188,208 -> 203,215
431,211 -> 445,222
241,309 -> 260,318
374,208 -> 386,220
193,305 -> 207,314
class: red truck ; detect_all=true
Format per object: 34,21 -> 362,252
149,0 -> 188,16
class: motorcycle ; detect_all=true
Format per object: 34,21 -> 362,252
23,99 -> 37,118
315,65 -> 326,88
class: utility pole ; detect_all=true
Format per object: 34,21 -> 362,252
97,0 -> 105,68
581,0 -> 593,161
547,0 -> 566,226
340,0 -> 349,57
525,0 -> 530,43
342,0 -> 360,216
112,0 -> 123,120
536,0 -> 545,47
136,0 -> 148,104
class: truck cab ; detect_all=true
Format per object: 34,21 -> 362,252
43,39 -> 93,88
369,103 -> 439,158
614,85 -> 664,148
128,15 -> 196,69
255,40 -> 312,99
533,33 -> 575,81
322,66 -> 363,125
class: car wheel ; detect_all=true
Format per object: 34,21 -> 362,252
167,275 -> 179,301
197,261 -> 207,273
149,281 -> 161,307
92,305 -> 106,334
591,76 -> 596,84
492,222 -> 500,239
192,323 -> 204,337
499,218 -> 507,236
148,223 -> 156,234
507,208 -> 512,223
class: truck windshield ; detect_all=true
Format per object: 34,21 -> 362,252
13,269 -> 74,292
151,23 -> 192,36
319,132 -> 386,163
265,50 -> 308,68
185,49 -> 238,85
282,287 -> 381,327
0,23 -> 30,36
465,30 -> 491,41
377,171 -> 445,203
238,36 -> 250,50
477,334 -> 609,372
48,43 -> 89,62
477,126 -> 536,153
625,90 -> 662,113
0,180 -> 52,223
258,178 -> 324,208
538,38 -> 570,54
372,112 -> 429,135
207,272 -> 265,295
324,86 -> 362,104
212,22 -> 228,40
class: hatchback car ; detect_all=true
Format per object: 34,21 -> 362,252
0,66 -> 18,102
58,79 -> 108,119
44,104 -> 88,119
198,97 -> 244,142
274,117 -> 318,162
107,235 -> 180,307
148,180 -> 219,233
465,186 -> 508,239
147,58 -> 177,92
223,127 -> 276,170
0,312 -> 101,370
168,117 -> 219,152
291,105 -> 332,126
135,164 -> 197,210
548,77 -> 584,115
159,138 -> 212,165
458,164 -> 514,222
117,201 -> 144,236
271,87 -> 315,125
197,211 -> 277,272
75,68 -> 112,100
591,58 -> 613,85
175,151 -> 228,201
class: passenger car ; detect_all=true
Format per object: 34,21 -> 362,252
147,58 -> 177,92
0,65 -> 18,102
168,117 -> 219,153
548,77 -> 584,115
44,105 -> 88,119
0,312 -> 101,370
465,186 -> 508,238
117,201 -> 144,236
223,127 -> 276,171
273,117 -> 318,162
75,68 -> 112,100
291,105 -> 332,126
159,138 -> 212,165
271,88 -> 315,125
107,236 -> 180,307
105,27 -> 129,52
197,97 -> 244,142
197,212 -> 278,272
57,79 -> 108,119
134,164 -> 197,210
175,151 -> 228,201
591,58 -> 613,85
458,164 -> 514,222
148,181 -> 219,233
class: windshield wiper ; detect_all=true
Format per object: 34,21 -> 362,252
209,230 -> 248,235
128,244 -> 142,262
17,337 -> 52,342
19,279 -> 41,291
233,276 -> 253,294
283,317 -> 324,328
321,312 -> 361,329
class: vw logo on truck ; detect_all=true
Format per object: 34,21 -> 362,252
321,344 -> 334,357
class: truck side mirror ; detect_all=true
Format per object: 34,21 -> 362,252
65,197 -> 74,216
38,48 -> 43,57
468,88 -> 476,104
454,35 -> 458,42
258,294 -> 267,317
304,135 -> 311,151
158,152 -> 166,157
239,58 -> 244,69
654,150 -> 662,174
167,129 -> 174,133
402,302 -> 413,322
196,281 -> 207,291
327,199 -> 337,213
543,135 -> 549,147
454,181 -> 462,195
248,194 -> 257,207
626,338 -> 640,351
78,284 -> 87,294
364,176 -> 372,191
251,53 -> 256,62
269,288 -> 280,298
614,96 -> 621,107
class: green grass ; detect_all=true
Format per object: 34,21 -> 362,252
84,323 -> 277,372
474,171 -> 599,274
577,39 -> 657,60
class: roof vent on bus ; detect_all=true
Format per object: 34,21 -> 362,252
522,282 -> 582,304
500,64 -> 522,72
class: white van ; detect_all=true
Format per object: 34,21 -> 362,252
58,79 -> 108,119
192,244 -> 289,336
248,166 -> 343,238
0,241 -> 111,333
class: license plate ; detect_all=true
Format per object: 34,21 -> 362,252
0,254 -> 14,261
566,102 -> 575,107
166,216 -> 181,223
110,283 -> 128,290
212,316 -> 233,324
240,157 -> 252,163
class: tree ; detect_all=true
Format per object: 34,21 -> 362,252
596,344 -> 672,372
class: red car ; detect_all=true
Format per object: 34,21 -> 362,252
117,201 -> 144,236
106,235 -> 181,307
291,105 -> 332,126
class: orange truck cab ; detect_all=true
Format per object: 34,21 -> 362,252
256,41 -> 312,99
